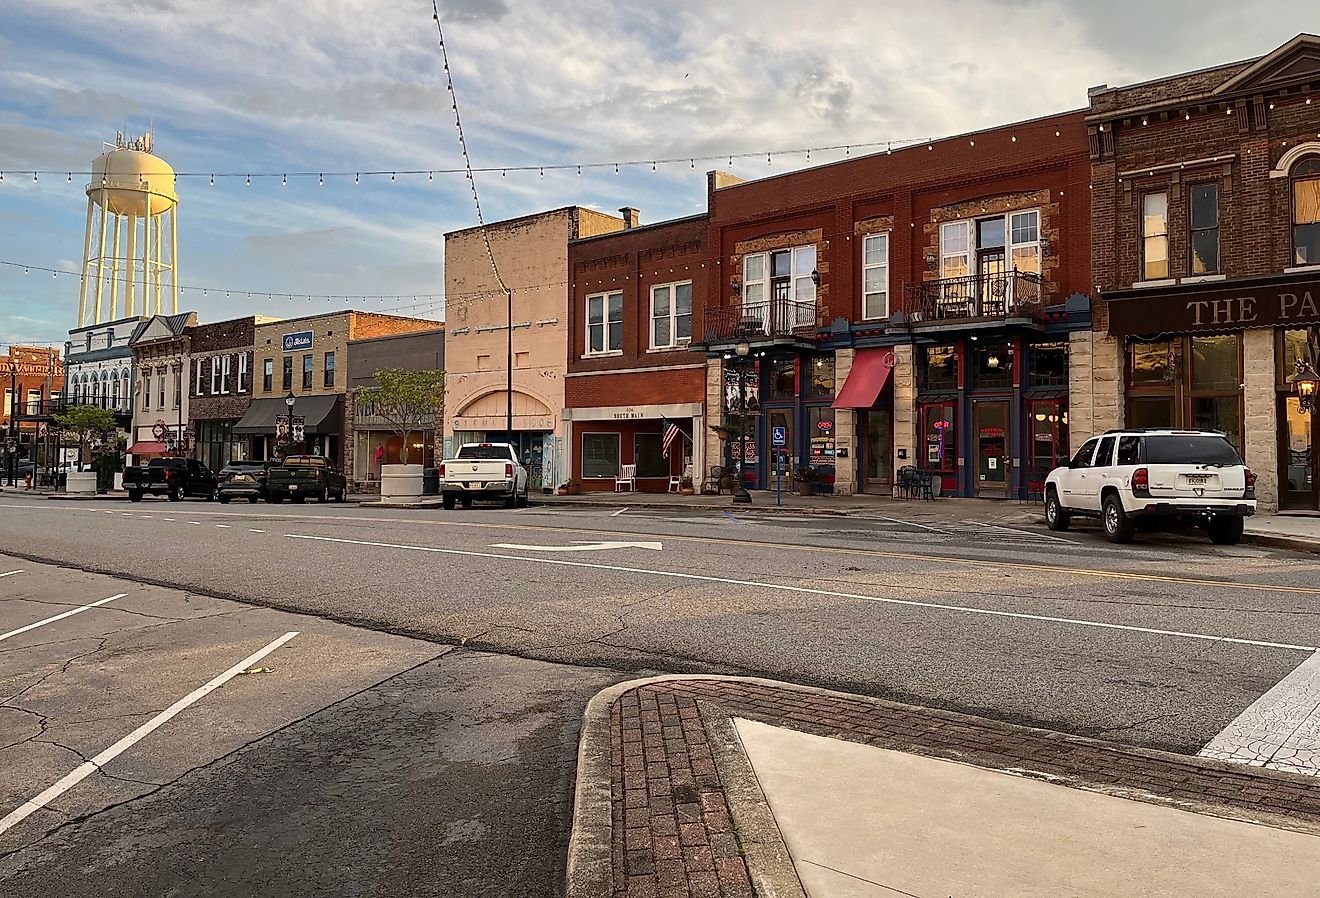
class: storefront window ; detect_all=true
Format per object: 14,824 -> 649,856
1130,340 -> 1174,385
634,433 -> 668,478
1282,329 -> 1320,384
1191,335 -> 1238,391
920,345 -> 958,391
970,342 -> 1012,389
582,433 -> 620,479
1028,342 -> 1068,388
1125,335 -> 1242,451
767,358 -> 795,399
919,402 -> 956,472
1129,396 -> 1174,430
1028,400 -> 1068,472
1193,397 -> 1241,448
806,406 -> 836,486
807,356 -> 835,397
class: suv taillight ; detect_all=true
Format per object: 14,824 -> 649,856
1132,467 -> 1150,496
438,463 -> 445,478
1245,468 -> 1256,499
505,463 -> 514,478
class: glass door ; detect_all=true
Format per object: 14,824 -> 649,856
767,407 -> 794,489
864,410 -> 892,493
974,400 -> 1010,497
1280,395 -> 1317,510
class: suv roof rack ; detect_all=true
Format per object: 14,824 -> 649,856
1101,427 -> 1227,435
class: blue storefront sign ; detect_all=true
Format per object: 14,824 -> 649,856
282,331 -> 314,352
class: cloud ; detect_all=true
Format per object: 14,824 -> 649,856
443,0 -> 510,23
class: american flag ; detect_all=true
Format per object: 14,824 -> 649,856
661,419 -> 681,458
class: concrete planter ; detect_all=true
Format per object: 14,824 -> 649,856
113,472 -> 124,492
380,464 -> 424,503
67,471 -> 99,495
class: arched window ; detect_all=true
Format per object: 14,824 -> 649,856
120,369 -> 130,410
111,375 -> 121,406
1294,156 -> 1320,266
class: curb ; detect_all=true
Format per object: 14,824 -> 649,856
566,674 -> 1320,897
1246,533 -> 1320,554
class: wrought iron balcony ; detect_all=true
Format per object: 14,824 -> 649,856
701,299 -> 818,345
903,270 -> 1045,325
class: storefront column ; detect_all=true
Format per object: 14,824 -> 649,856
704,357 -> 724,481
1243,329 -> 1279,512
892,343 -> 916,476
691,412 -> 705,485
833,349 -> 856,495
1068,330 -> 1121,444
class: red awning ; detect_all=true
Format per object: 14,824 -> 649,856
831,349 -> 894,409
128,441 -> 167,455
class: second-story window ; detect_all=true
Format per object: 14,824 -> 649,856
238,355 -> 248,393
282,357 -> 293,391
195,359 -> 205,396
158,369 -> 166,408
743,246 -> 815,308
586,291 -> 623,355
173,368 -> 181,408
650,282 -> 692,349
1293,156 -> 1320,266
302,354 -> 313,389
1142,192 -> 1169,280
211,356 -> 221,394
142,374 -> 151,410
862,233 -> 889,320
221,355 -> 231,395
324,351 -> 336,387
263,359 -> 273,392
1189,183 -> 1219,275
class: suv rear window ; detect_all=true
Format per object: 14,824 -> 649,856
1143,435 -> 1242,465
456,445 -> 511,460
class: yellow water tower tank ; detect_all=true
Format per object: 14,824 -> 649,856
77,132 -> 180,326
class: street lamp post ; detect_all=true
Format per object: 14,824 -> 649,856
733,340 -> 752,505
6,368 -> 16,486
284,390 -> 296,456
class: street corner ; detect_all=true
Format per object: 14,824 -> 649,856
566,675 -> 1320,898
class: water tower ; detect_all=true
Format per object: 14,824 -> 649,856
76,132 -> 179,327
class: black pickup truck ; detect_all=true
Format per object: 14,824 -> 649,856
123,458 -> 219,502
265,455 -> 348,503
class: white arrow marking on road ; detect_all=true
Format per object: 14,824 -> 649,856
490,540 -> 662,552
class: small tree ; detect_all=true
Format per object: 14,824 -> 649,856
54,405 -> 117,472
355,368 -> 445,466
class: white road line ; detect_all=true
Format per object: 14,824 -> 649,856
163,518 -> 176,522
1199,650 -> 1320,776
859,514 -> 948,534
120,513 -> 133,517
285,534 -> 1318,653
976,522 -> 1073,543
0,570 -> 23,579
0,631 -> 298,836
611,508 -> 629,517
215,524 -> 231,529
0,594 -> 128,643
248,529 -> 266,533
140,515 -> 153,519
188,521 -> 201,525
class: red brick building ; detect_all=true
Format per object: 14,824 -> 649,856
696,111 -> 1092,497
564,211 -> 709,491
1082,33 -> 1320,511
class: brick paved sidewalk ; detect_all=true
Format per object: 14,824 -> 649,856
566,676 -> 1320,898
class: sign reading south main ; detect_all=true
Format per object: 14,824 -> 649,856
282,331 -> 314,352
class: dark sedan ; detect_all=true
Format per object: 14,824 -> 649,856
215,460 -> 272,504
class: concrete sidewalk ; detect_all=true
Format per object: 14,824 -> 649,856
738,717 -> 1320,897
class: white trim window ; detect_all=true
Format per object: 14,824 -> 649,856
173,369 -> 181,408
742,246 -> 816,307
211,356 -> 222,394
940,221 -> 971,279
1009,210 -> 1040,275
1142,192 -> 1169,280
238,354 -> 249,394
650,281 -> 692,349
221,355 -> 232,395
142,374 -> 151,411
861,233 -> 890,320
586,291 -> 623,355
158,369 -> 166,409
196,359 -> 205,396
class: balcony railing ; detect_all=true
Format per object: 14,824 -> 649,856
904,270 -> 1045,324
702,299 -> 818,345
17,397 -> 134,418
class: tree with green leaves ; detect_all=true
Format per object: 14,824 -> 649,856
354,368 -> 445,466
54,404 -> 117,472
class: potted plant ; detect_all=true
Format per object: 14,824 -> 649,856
718,472 -> 737,492
679,475 -> 695,496
793,465 -> 818,497
557,480 -> 580,496
710,423 -> 739,442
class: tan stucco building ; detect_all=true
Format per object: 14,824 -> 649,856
444,206 -> 624,490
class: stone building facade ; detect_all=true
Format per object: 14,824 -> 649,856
188,316 -> 277,471
127,312 -> 197,463
1083,33 -> 1320,511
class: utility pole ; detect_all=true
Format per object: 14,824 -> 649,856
7,368 -> 17,487
506,287 -> 514,442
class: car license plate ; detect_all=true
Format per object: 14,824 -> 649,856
289,485 -> 297,491
1185,474 -> 1209,484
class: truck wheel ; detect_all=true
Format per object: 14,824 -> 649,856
317,486 -> 329,503
504,491 -> 517,509
1207,516 -> 1244,546
517,484 -> 529,508
128,491 -> 142,503
442,494 -> 456,510
1102,493 -> 1135,544
335,488 -> 346,502
168,489 -> 182,502
218,495 -> 231,504
248,496 -> 259,504
1044,488 -> 1069,531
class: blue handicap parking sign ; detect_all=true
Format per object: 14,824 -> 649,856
771,425 -> 787,447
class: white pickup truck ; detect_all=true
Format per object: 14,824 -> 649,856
439,442 -> 530,509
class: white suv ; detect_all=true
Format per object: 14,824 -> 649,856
1045,429 -> 1256,545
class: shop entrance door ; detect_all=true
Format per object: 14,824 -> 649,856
1279,396 -> 1318,510
864,410 -> 892,494
973,400 -> 1010,497
766,408 -> 794,488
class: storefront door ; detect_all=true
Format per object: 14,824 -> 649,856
766,408 -> 793,486
1279,395 -> 1318,510
973,400 -> 1010,497
864,410 -> 892,493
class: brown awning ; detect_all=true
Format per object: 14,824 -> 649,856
1105,273 -> 1320,337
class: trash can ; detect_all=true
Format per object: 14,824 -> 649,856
422,467 -> 440,496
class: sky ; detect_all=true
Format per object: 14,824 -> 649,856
0,0 -> 1313,347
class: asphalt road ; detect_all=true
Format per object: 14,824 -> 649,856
1,493 -> 1318,896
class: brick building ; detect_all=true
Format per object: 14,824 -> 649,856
564,212 -> 708,491
188,315 -> 279,471
126,312 -> 197,463
1082,33 -> 1320,511
696,112 -> 1093,497
238,310 -> 438,464
1,345 -> 64,473
444,206 -> 624,491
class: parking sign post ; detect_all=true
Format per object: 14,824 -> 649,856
771,425 -> 786,507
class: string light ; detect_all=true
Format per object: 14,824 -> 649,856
319,173 -> 324,186
67,172 -> 72,183
281,174 -> 287,186
245,174 -> 251,186
209,174 -> 214,186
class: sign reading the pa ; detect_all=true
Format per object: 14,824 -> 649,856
282,331 -> 314,352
